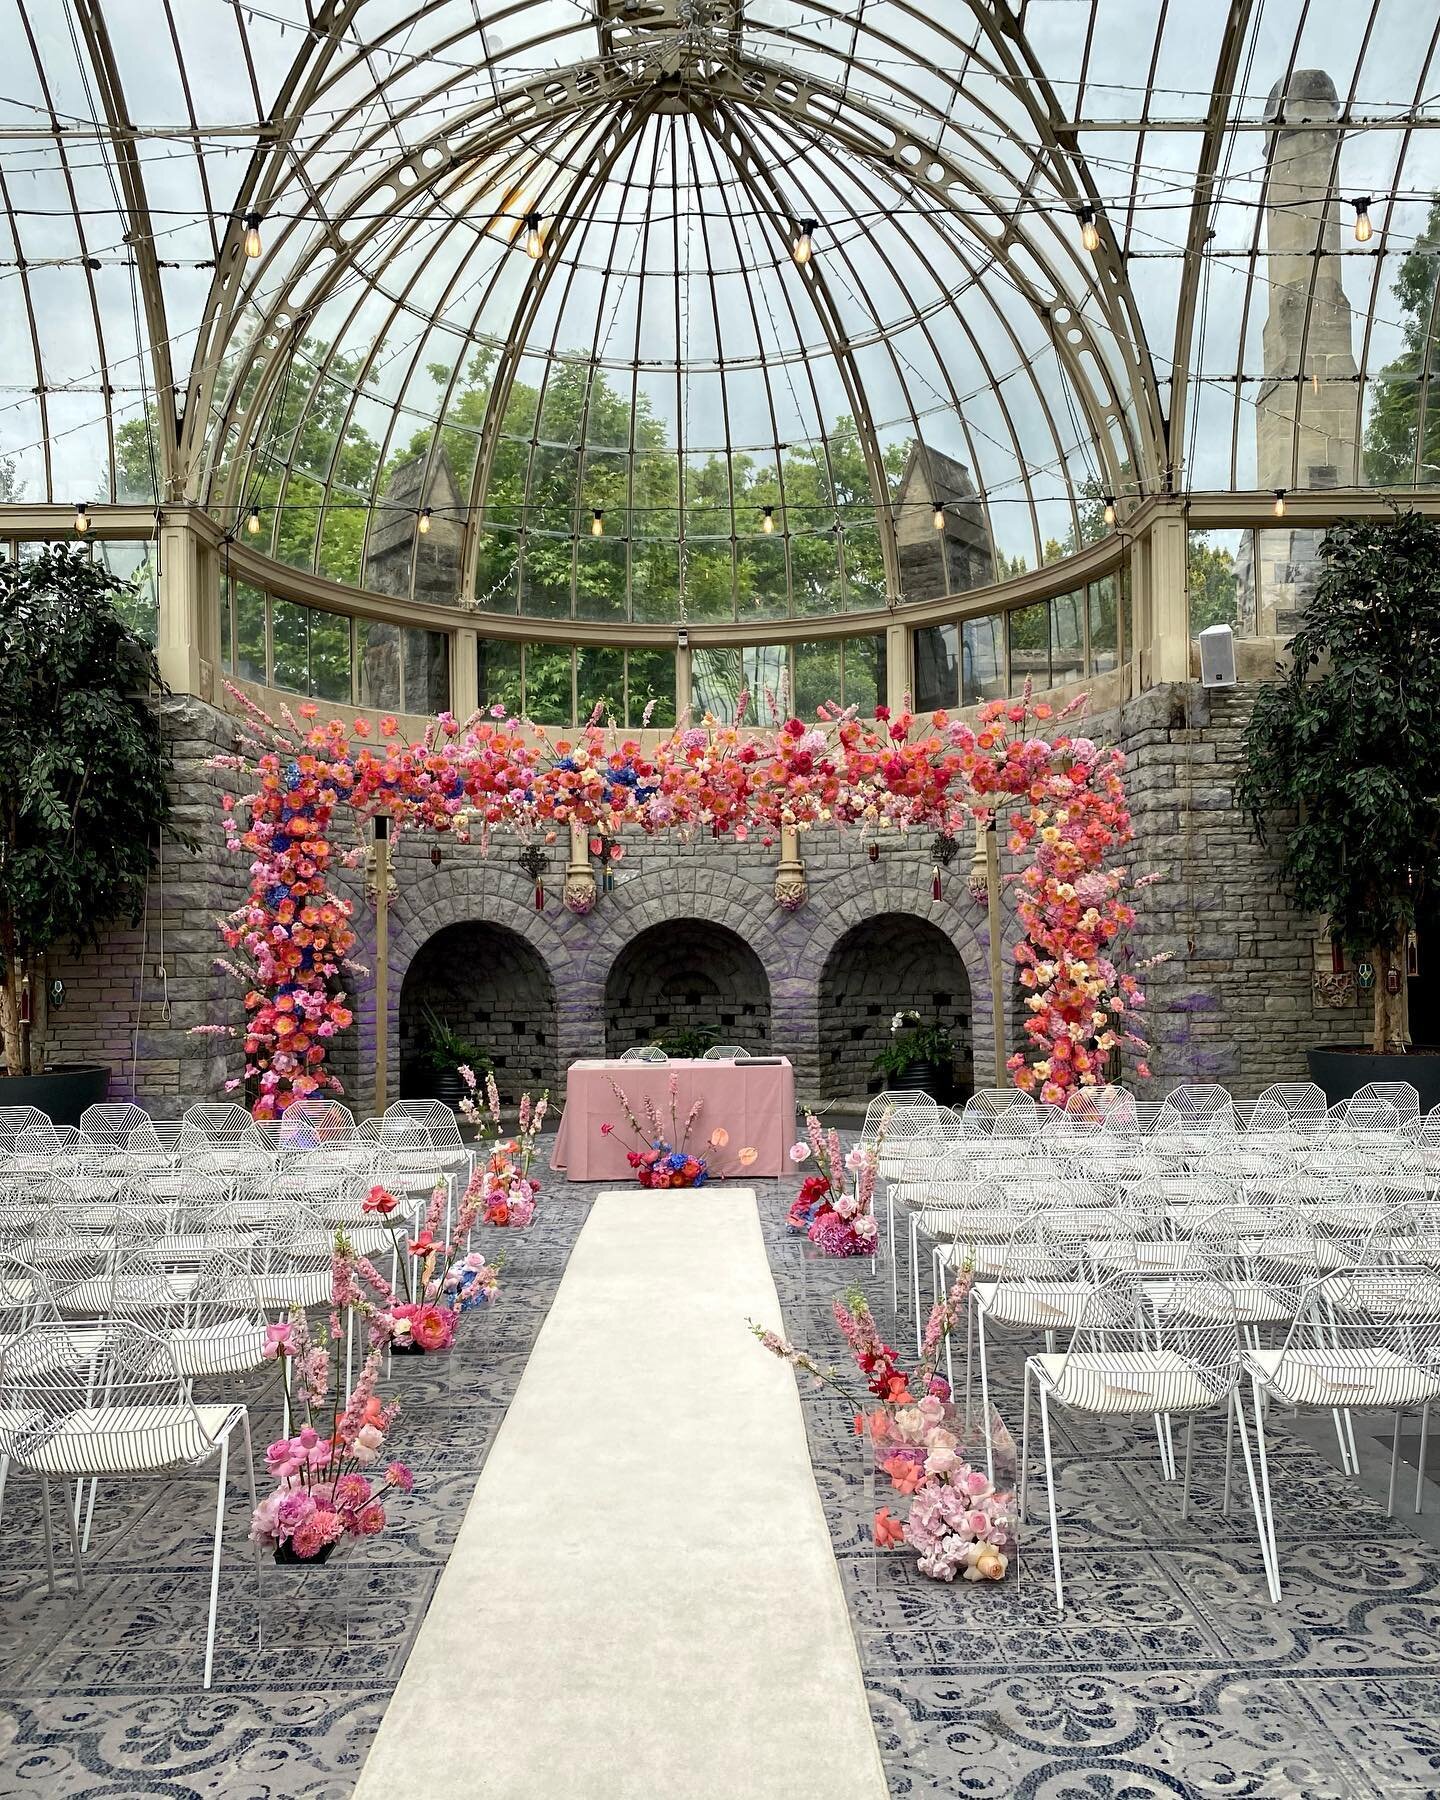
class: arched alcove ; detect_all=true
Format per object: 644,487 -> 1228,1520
604,921 -> 771,1056
819,914 -> 973,1101
399,920 -> 557,1101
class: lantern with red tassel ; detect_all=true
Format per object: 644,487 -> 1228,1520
518,844 -> 548,910
930,831 -> 960,901
868,841 -> 880,864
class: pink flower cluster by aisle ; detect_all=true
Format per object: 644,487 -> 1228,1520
210,684 -> 1150,1116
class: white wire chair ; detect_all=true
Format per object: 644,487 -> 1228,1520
1019,1267 -> 1275,1612
279,1098 -> 357,1147
701,1045 -> 750,1059
1249,1083 -> 1327,1137
1353,1081 -> 1421,1125
0,1319 -> 259,1687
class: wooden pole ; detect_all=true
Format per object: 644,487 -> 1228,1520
373,816 -> 390,1118
984,819 -> 1006,1088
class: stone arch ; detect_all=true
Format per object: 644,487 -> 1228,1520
399,920 -> 558,1100
819,914 -> 974,1102
603,919 -> 772,1056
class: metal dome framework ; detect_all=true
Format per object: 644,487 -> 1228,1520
4,0 -> 1440,631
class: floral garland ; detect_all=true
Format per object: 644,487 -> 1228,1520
210,686 -> 1150,1115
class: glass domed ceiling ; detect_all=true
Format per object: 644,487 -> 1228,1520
3,1 -> 1440,623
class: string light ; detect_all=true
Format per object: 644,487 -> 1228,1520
246,504 -> 262,535
73,502 -> 89,534
1102,495 -> 1116,526
762,506 -> 775,534
931,499 -> 945,530
591,507 -> 604,537
791,218 -> 816,265
418,506 -> 432,534
1078,205 -> 1101,253
1352,197 -> 1373,243
523,212 -> 544,259
242,212 -> 263,259
1273,488 -> 1287,517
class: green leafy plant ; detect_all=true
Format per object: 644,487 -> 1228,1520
653,1024 -> 718,1059
872,1011 -> 955,1078
418,1006 -> 489,1078
1238,511 -> 1440,1053
0,545 -> 182,1077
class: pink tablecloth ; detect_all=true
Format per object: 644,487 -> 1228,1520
550,1058 -> 797,1180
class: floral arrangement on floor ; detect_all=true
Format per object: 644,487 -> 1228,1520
250,1312 -> 415,1562
753,1274 -> 1018,1583
786,1112 -> 883,1256
345,1179 -> 502,1352
458,1068 -> 549,1226
601,1074 -> 721,1188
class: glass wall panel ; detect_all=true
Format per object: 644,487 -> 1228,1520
234,583 -> 266,684
577,644 -> 625,723
692,646 -> 744,723
403,629 -> 449,714
843,633 -> 886,714
97,541 -> 158,644
359,620 -> 402,710
477,638 -> 523,715
1051,589 -> 1085,684
309,610 -> 351,701
626,648 -> 676,728
1088,576 -> 1118,674
1188,527 -> 1244,635
523,643 -> 572,724
914,622 -> 959,712
1008,603 -> 1049,695
961,616 -> 1004,704
793,639 -> 841,717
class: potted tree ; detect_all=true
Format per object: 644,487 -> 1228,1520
873,1010 -> 955,1100
0,544 -> 182,1122
416,1007 -> 489,1110
1238,510 -> 1440,1106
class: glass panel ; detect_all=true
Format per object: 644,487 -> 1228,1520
403,628 -> 450,714
577,644 -> 624,725
359,620 -> 403,711
477,639 -> 523,716
309,609 -> 351,702
692,646 -> 744,723
575,537 -> 628,623
625,648 -> 676,729
961,616 -> 1004,704
1050,590 -> 1085,684
98,541 -> 158,645
271,599 -> 309,693
523,643 -> 573,724
234,583 -> 266,684
793,640 -> 840,717
220,581 -> 233,672
1088,577 -> 1118,675
1008,604 -> 1049,696
913,623 -> 959,712
843,634 -> 886,715
1189,527 -> 1244,635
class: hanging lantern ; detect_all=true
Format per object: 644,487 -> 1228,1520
430,845 -> 443,868
518,844 -> 548,910
868,842 -> 880,864
17,972 -> 31,1029
929,831 -> 960,900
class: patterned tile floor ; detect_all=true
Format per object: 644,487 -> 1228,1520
2,1174 -> 1439,1796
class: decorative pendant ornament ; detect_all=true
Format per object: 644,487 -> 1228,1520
1356,960 -> 1376,990
17,973 -> 31,1029
518,844 -> 548,911
773,826 -> 808,913
868,842 -> 880,864
932,866 -> 943,901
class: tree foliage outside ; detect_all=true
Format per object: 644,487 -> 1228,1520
1237,512 -> 1440,1052
1364,196 -> 1440,487
0,546 -> 181,1075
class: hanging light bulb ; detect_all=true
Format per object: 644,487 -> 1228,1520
761,506 -> 775,534
73,502 -> 89,535
1273,488 -> 1287,518
246,504 -> 262,536
1352,197 -> 1373,243
792,218 -> 816,265
523,211 -> 544,260
932,499 -> 945,531
418,506 -> 432,535
591,508 -> 604,537
1102,495 -> 1116,527
242,212 -> 263,259
1078,204 -> 1101,253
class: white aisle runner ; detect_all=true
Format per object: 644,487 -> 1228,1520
354,1187 -> 888,1800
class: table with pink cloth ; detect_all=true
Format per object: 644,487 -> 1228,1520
549,1057 -> 798,1180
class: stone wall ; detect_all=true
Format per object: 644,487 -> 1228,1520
397,920 -> 557,1100
603,920 -> 771,1056
45,682 -> 1366,1117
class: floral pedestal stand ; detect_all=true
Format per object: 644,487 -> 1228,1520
796,1232 -> 887,1334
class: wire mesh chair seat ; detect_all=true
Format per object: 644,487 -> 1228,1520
619,1045 -> 667,1062
701,1045 -> 749,1060
278,1098 -> 357,1147
1250,1084 -> 1328,1138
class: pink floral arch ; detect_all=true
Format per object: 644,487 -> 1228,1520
209,688 -> 1150,1117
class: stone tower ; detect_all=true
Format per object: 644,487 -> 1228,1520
1237,69 -> 1360,634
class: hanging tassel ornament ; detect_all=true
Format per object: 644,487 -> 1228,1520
932,866 -> 942,901
929,831 -> 960,901
868,842 -> 880,864
17,972 -> 31,1029
518,844 -> 548,912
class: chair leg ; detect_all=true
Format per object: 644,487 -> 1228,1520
203,1433 -> 231,1691
1037,1385 -> 1064,1615
1222,1394 -> 1234,1516
963,1295 -> 975,1432
978,1309 -> 995,1482
239,1409 -> 265,1655
1417,1401 -> 1431,1514
1180,1415 -> 1195,1522
887,1195 -> 898,1322
60,1476 -> 84,1592
1232,1389 -> 1280,1604
1387,1411 -> 1403,1518
1331,1408 -> 1354,1477
1018,1361 -> 1033,1524
0,1456 -> 8,1532
1250,1377 -> 1281,1596
80,1477 -> 98,1553
910,1219 -> 924,1357
39,1477 -> 57,1598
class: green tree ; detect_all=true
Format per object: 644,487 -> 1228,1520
1237,512 -> 1440,1052
0,546 -> 182,1075
1364,196 -> 1440,486
1188,534 -> 1238,632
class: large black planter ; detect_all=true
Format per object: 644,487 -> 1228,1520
887,1059 -> 945,1100
1307,1044 -> 1440,1112
0,1064 -> 108,1127
426,1068 -> 465,1110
